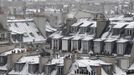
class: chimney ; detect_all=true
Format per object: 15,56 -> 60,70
64,55 -> 73,75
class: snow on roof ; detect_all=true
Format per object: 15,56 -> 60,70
67,11 -> 77,18
0,64 -> 8,71
109,15 -> 133,22
80,20 -> 94,27
47,57 -> 64,65
74,58 -> 111,67
101,68 -> 108,75
7,19 -> 33,23
117,38 -> 128,43
1,48 -> 27,56
17,55 -> 40,64
128,63 -> 134,70
94,38 -> 105,42
8,19 -> 45,43
82,35 -> 94,41
113,22 -> 128,28
104,38 -> 116,42
50,31 -> 63,39
114,65 -> 126,75
72,21 -> 83,27
62,36 -> 72,40
90,21 -> 96,28
72,35 -> 82,40
46,22 -> 57,32
125,22 -> 134,29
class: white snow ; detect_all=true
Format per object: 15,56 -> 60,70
72,21 -> 83,27
18,55 -> 40,64
82,35 -> 94,41
128,63 -> 134,70
80,21 -> 94,27
50,31 -> 63,39
8,19 -> 45,43
47,57 -> 64,65
105,38 -> 116,42
113,22 -> 128,28
114,65 -> 126,75
1,48 -> 27,56
94,38 -> 105,42
62,36 -> 72,40
51,69 -> 58,75
0,64 -> 8,71
117,38 -> 128,43
9,55 -> 40,75
69,57 -> 111,74
46,22 -> 57,32
125,22 -> 134,29
72,35 -> 82,40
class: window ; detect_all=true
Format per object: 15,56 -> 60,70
94,42 -> 100,53
82,41 -> 89,53
105,43 -> 112,54
53,39 -> 59,50
72,40 -> 78,51
117,43 -> 125,55
1,33 -> 5,38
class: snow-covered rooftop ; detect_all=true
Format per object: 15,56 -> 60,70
17,55 -> 40,64
117,38 -> 128,43
1,48 -> 27,56
80,20 -> 94,27
113,22 -> 128,29
94,38 -> 105,42
62,36 -> 72,40
104,38 -> 116,42
72,21 -> 83,27
45,22 -> 57,32
8,19 -> 45,43
114,65 -> 126,75
110,15 -> 133,22
50,31 -> 63,39
82,35 -> 94,41
74,57 -> 111,67
128,63 -> 134,70
72,35 -> 82,40
125,22 -> 134,29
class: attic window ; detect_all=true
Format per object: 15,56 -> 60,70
29,33 -> 34,37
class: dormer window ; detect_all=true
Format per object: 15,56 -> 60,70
125,29 -> 133,36
117,39 -> 128,55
